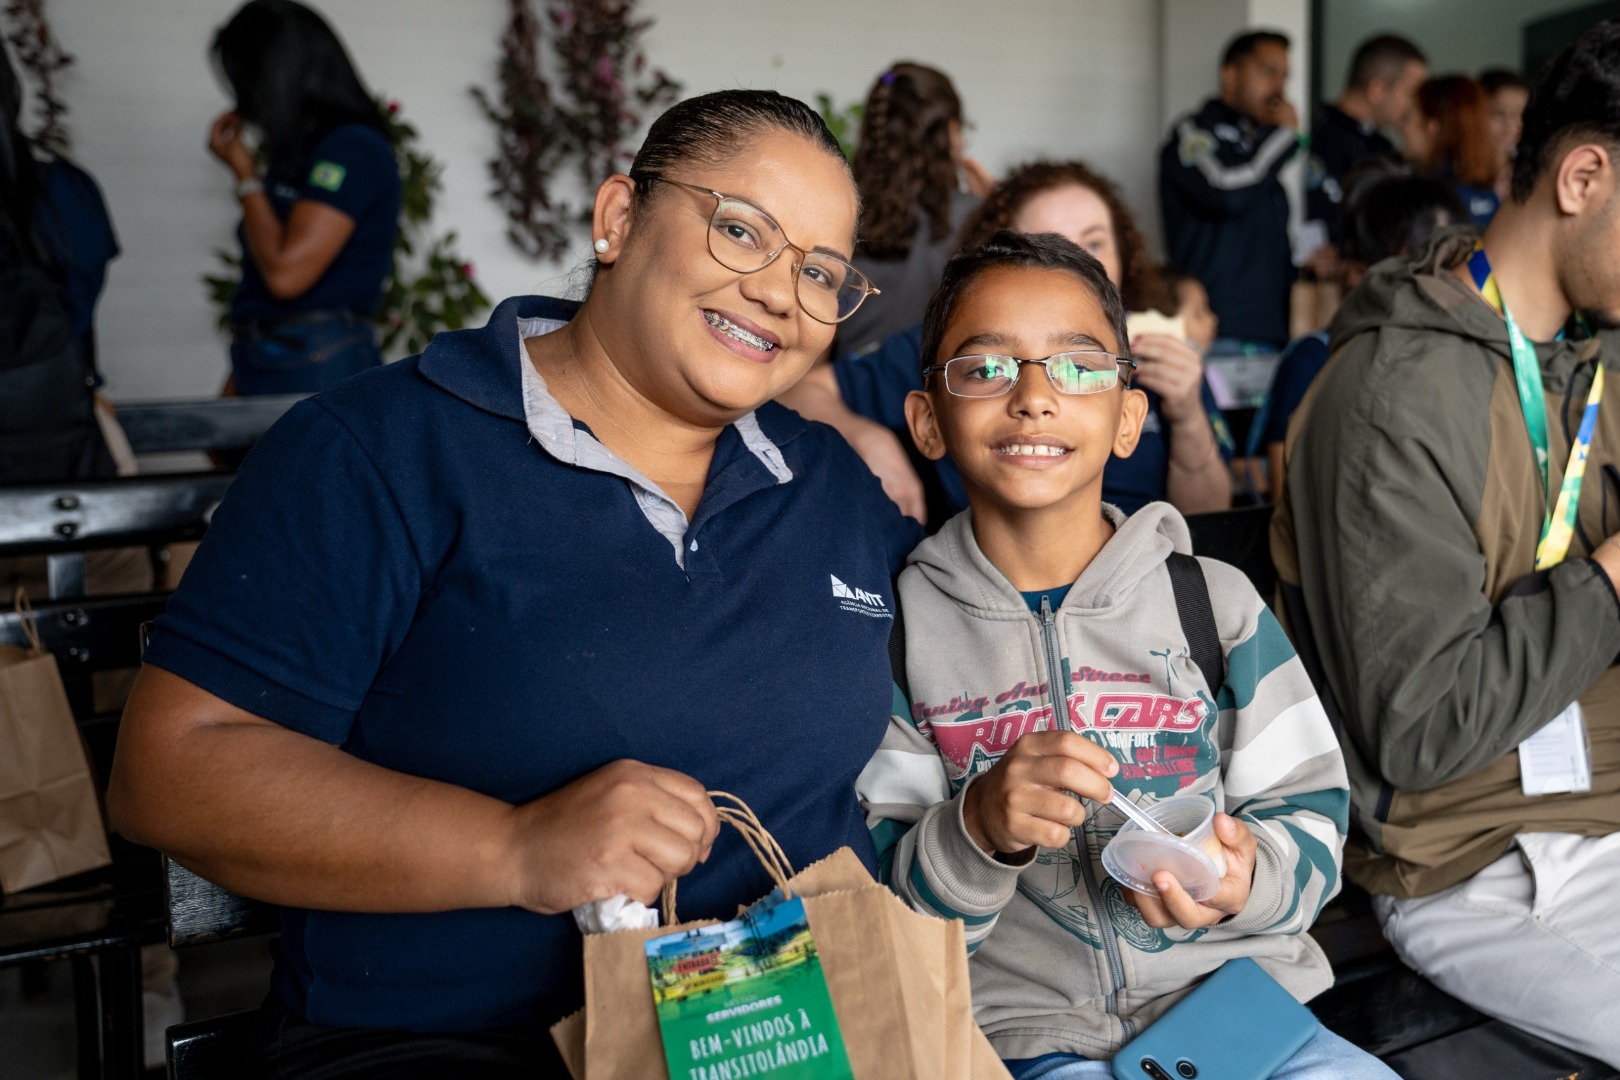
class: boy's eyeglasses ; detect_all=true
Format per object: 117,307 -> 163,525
633,173 -> 880,325
922,352 -> 1137,398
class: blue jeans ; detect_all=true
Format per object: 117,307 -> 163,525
229,314 -> 381,396
1004,1023 -> 1397,1080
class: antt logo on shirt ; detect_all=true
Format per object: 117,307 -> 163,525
830,574 -> 890,619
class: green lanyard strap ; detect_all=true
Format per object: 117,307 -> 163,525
1468,244 -> 1604,570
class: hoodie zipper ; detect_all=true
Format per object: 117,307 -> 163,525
1039,596 -> 1133,1041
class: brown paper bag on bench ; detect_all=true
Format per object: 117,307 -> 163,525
554,796 -> 1009,1079
0,591 -> 110,893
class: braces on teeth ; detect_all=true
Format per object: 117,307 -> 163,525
705,310 -> 775,351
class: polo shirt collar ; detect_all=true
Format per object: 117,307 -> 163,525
418,295 -> 578,422
423,294 -> 800,569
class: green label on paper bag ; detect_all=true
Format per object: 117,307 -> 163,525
644,895 -> 853,1080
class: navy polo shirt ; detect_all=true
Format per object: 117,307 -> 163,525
834,322 -> 1233,520
231,122 -> 402,321
143,296 -> 920,1032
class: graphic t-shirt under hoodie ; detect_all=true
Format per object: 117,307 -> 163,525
857,502 -> 1348,1061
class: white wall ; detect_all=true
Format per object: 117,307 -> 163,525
24,0 -> 1166,401
1318,0 -> 1581,94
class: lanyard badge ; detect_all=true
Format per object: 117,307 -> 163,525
1468,245 -> 1604,570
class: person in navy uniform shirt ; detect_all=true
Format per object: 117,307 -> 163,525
109,90 -> 918,1077
208,0 -> 401,396
1305,34 -> 1427,252
1159,30 -> 1300,355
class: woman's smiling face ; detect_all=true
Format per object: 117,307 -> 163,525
595,128 -> 858,427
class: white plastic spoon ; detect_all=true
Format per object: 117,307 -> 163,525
1109,787 -> 1175,835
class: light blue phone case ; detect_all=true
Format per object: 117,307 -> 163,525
1109,958 -> 1319,1080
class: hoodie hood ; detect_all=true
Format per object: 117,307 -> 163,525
906,501 -> 1192,618
1332,224 -> 1597,393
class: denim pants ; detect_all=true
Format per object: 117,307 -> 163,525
229,313 -> 381,396
1005,1022 -> 1398,1080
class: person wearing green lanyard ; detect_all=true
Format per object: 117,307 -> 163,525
1271,21 -> 1620,1067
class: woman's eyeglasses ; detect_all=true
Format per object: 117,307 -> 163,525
921,352 -> 1136,398
635,174 -> 879,325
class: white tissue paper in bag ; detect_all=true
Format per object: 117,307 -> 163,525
572,893 -> 660,934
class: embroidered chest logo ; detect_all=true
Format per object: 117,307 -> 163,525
830,574 -> 891,619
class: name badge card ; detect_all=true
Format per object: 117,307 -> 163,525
1519,702 -> 1593,797
645,893 -> 853,1080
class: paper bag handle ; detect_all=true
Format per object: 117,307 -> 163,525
661,791 -> 796,926
12,587 -> 44,656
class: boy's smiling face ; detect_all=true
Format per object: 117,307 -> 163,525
905,265 -> 1147,516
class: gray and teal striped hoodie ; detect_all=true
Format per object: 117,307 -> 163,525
856,502 -> 1348,1062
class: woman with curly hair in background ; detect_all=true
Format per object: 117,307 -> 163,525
837,62 -> 990,363
783,160 -> 1233,527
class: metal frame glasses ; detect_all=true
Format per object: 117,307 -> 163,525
922,352 -> 1137,398
636,174 -> 880,325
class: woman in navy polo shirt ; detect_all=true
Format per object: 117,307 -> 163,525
110,89 -> 917,1075
207,0 -> 401,396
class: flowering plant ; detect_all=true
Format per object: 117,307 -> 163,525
4,0 -> 73,153
472,0 -> 680,261
470,0 -> 567,259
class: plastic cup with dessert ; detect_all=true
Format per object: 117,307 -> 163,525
1100,794 -> 1227,902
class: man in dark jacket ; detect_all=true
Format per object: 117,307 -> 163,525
1306,34 -> 1427,251
1159,30 -> 1299,356
1273,22 -> 1620,1065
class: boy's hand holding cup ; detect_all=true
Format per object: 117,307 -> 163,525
962,731 -> 1119,858
1124,813 -> 1259,929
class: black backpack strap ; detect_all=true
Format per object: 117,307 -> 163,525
1166,552 -> 1225,696
887,602 -> 911,716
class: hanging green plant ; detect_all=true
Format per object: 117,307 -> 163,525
549,0 -> 681,189
815,94 -> 864,163
472,0 -> 681,260
203,99 -> 491,356
3,0 -> 73,153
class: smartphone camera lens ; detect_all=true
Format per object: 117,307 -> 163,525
1176,1062 -> 1198,1079
1139,1060 -> 1173,1080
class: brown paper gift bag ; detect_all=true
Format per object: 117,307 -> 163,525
554,794 -> 1010,1079
0,590 -> 111,893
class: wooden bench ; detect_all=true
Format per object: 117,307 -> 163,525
0,592 -> 175,1080
112,395 -> 306,458
1185,504 -> 1276,601
0,472 -> 231,599
161,862 -> 275,1079
0,469 -> 239,1077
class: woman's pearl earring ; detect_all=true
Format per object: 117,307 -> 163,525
594,238 -> 610,254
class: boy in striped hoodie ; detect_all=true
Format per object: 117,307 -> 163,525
855,231 -> 1390,1079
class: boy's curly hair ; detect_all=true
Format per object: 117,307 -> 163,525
852,62 -> 962,261
956,161 -> 1174,315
